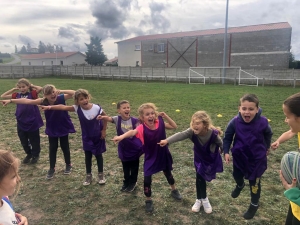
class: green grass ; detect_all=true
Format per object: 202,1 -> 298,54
0,57 -> 14,64
0,78 -> 298,224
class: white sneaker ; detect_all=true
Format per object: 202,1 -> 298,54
202,197 -> 212,214
192,199 -> 202,212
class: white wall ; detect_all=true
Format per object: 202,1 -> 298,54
117,41 -> 141,67
21,53 -> 86,66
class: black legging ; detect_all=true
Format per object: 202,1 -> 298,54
196,173 -> 207,199
84,151 -> 103,174
144,170 -> 175,197
48,135 -> 71,169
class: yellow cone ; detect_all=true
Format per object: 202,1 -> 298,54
175,109 -> 180,112
217,114 -> 223,117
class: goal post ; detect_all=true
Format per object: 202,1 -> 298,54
188,67 -> 258,86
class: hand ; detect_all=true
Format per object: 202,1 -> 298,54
266,148 -> 271,156
15,213 -> 28,225
271,141 -> 279,150
111,136 -> 122,144
97,115 -> 103,120
219,148 -> 223,154
158,112 -> 167,118
0,100 -> 10,106
279,170 -> 297,190
158,139 -> 168,147
38,105 -> 51,111
224,153 -> 230,164
55,89 -> 61,95
100,130 -> 106,139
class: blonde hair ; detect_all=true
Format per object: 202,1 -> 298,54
42,84 -> 56,96
190,111 -> 223,136
0,150 -> 21,199
138,103 -> 158,122
74,89 -> 91,105
17,78 -> 32,91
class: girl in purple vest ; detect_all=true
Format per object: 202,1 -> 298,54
1,78 -> 43,164
223,94 -> 273,220
158,111 -> 223,214
40,89 -> 107,186
112,103 -> 182,213
1,84 -> 76,179
97,100 -> 143,192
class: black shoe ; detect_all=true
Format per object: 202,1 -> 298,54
120,184 -> 129,192
231,183 -> 245,198
171,189 -> 182,200
126,183 -> 136,192
64,164 -> 72,175
243,203 -> 259,220
30,156 -> 39,164
145,200 -> 154,213
22,155 -> 32,164
46,168 -> 55,180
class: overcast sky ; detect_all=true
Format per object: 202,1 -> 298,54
1,0 -> 299,59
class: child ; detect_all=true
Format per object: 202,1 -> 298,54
0,149 -> 28,225
97,100 -> 143,192
279,93 -> 300,225
40,89 -> 107,186
112,103 -> 182,213
158,111 -> 223,214
223,94 -> 273,220
1,78 -> 43,164
1,84 -> 76,179
271,130 -> 300,151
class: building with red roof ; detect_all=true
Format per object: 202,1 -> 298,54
116,22 -> 291,69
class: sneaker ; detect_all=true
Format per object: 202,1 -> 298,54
171,189 -> 182,200
125,183 -> 136,192
83,174 -> 92,186
64,164 -> 72,175
202,197 -> 212,214
22,155 -> 32,164
120,184 -> 129,192
46,168 -> 55,180
145,200 -> 154,213
192,199 -> 202,212
98,172 -> 106,185
231,183 -> 245,198
30,156 -> 39,164
243,203 -> 259,220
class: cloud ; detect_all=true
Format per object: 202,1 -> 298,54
0,36 -> 5,40
18,35 -> 34,45
58,26 -> 81,42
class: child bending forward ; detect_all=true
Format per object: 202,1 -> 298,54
159,111 -> 223,214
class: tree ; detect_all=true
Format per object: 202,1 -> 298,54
15,45 -> 17,54
27,43 -> 31,53
289,51 -> 300,69
85,36 -> 107,66
19,45 -> 27,54
38,41 -> 46,53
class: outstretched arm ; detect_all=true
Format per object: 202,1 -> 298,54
40,105 -> 75,112
112,129 -> 138,144
1,98 -> 42,106
100,111 -> 108,139
159,112 -> 177,129
1,87 -> 19,99
271,130 -> 296,150
58,90 -> 75,100
97,115 -> 113,122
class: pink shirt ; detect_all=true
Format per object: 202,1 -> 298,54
135,119 -> 159,144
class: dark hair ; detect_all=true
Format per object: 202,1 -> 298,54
284,93 -> 300,117
239,94 -> 259,107
117,100 -> 130,109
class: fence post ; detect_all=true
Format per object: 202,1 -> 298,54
262,78 -> 265,87
33,66 -> 35,77
234,77 -> 236,86
294,78 -> 296,88
112,74 -> 114,81
83,65 -> 85,80
146,75 -> 148,83
22,66 -> 24,77
209,77 -> 211,84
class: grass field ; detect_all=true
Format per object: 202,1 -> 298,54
0,78 -> 299,225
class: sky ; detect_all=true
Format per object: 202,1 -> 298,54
0,0 -> 299,60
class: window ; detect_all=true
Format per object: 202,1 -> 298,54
60,61 -> 63,65
148,44 -> 154,51
28,62 -> 31,65
158,43 -> 165,52
135,45 -> 141,51
51,61 -> 53,65
42,61 -> 45,65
